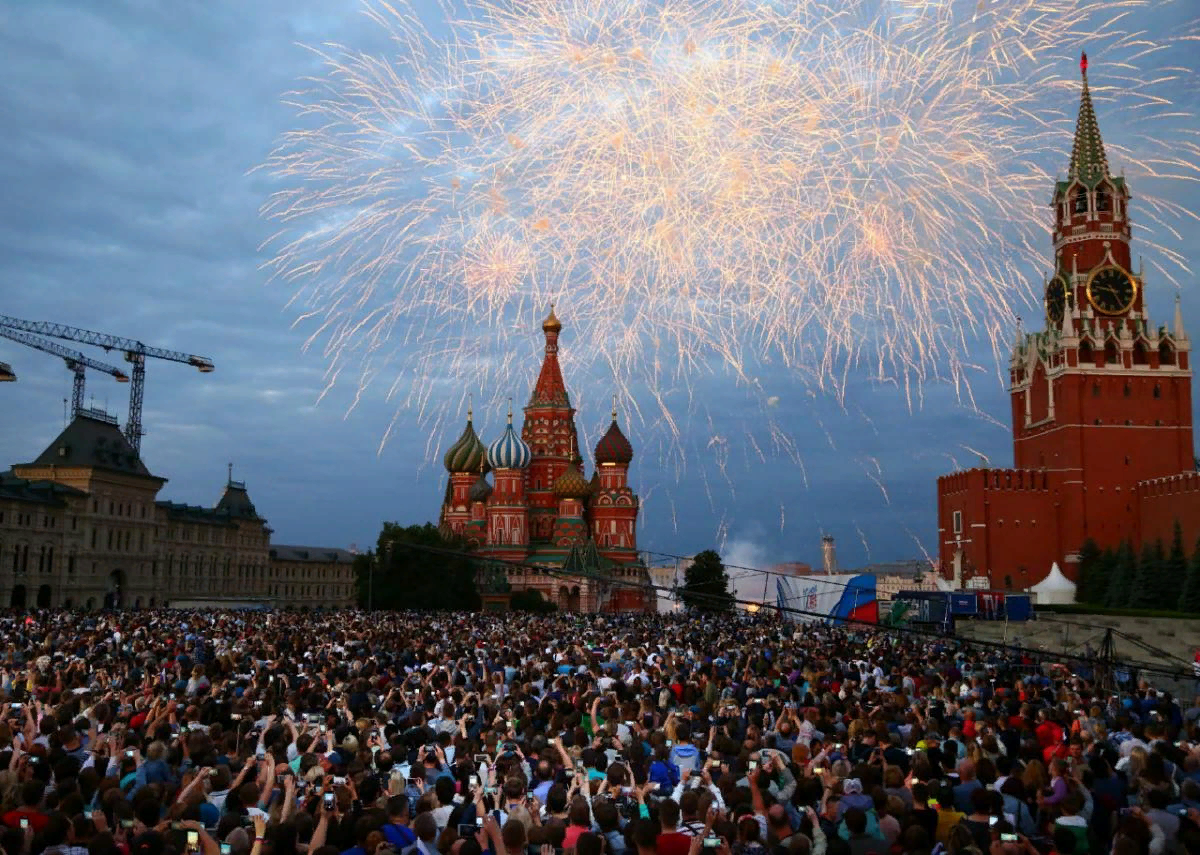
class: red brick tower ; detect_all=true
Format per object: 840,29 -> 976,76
936,54 -> 1193,587
590,399 -> 639,563
522,306 -> 583,544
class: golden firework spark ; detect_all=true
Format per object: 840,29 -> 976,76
261,0 -> 1199,487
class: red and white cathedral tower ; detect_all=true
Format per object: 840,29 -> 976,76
936,54 -> 1195,589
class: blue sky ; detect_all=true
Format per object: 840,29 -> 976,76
1,1 -> 1197,583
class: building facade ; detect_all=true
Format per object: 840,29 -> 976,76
936,54 -> 1196,589
0,408 -> 355,609
438,310 -> 652,612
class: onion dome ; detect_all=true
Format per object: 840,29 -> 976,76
468,473 -> 493,503
443,407 -> 487,473
553,461 -> 591,500
542,304 -> 562,334
594,401 -> 633,466
486,401 -> 532,470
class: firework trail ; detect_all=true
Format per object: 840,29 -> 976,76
261,0 -> 1198,498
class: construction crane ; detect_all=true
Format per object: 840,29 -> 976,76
0,327 -> 129,416
0,315 -> 213,455
0,361 -> 14,382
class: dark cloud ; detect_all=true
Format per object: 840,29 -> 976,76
0,2 -> 1196,575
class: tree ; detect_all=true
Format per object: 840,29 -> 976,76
1105,541 -> 1136,609
356,522 -> 481,611
681,550 -> 735,613
1074,538 -> 1103,604
1179,536 -> 1200,613
1164,522 -> 1189,609
1126,539 -> 1163,610
510,588 -> 557,613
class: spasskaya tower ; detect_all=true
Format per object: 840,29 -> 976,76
936,54 -> 1195,589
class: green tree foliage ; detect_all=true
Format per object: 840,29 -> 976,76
356,522 -> 481,611
1105,541 -> 1136,609
1074,539 -> 1103,604
510,588 -> 558,613
1129,540 -> 1167,610
681,550 -> 735,613
1165,522 -> 1189,608
1180,536 -> 1200,612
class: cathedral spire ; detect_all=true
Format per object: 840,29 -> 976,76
1068,51 -> 1111,188
528,305 -> 571,408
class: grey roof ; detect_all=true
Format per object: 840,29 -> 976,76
269,544 -> 356,564
26,413 -> 160,480
155,500 -> 239,527
0,471 -> 88,507
215,481 -> 260,520
854,560 -> 931,578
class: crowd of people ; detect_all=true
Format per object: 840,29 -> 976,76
0,609 -> 1197,855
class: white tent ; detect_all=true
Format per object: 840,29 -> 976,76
1031,562 -> 1076,605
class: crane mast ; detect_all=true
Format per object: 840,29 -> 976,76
0,315 -> 213,454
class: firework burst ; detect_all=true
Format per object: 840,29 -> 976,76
261,0 -> 1198,486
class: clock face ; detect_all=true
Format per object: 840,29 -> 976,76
1045,274 -> 1068,326
1087,266 -> 1136,316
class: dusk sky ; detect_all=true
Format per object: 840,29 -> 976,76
2,1 -> 1197,588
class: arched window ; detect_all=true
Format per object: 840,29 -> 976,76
1133,341 -> 1148,365
1104,341 -> 1119,366
1096,186 -> 1110,212
1079,340 -> 1093,363
1074,188 -> 1088,214
1159,342 -> 1176,365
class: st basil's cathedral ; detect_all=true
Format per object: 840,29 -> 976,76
438,308 -> 653,613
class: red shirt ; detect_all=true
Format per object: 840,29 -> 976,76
658,832 -> 692,855
3,808 -> 49,833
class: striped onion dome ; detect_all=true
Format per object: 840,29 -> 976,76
553,461 -> 591,500
486,404 -> 532,470
594,419 -> 633,465
443,411 -> 487,473
468,473 -> 493,503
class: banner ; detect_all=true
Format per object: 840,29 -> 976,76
776,574 -> 878,625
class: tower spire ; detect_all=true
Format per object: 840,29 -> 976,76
529,305 -> 570,408
1068,51 -> 1110,187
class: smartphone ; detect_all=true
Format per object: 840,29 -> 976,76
333,776 -> 346,786
187,831 -> 200,848
1001,834 -> 1018,842
666,740 -> 673,748
9,703 -> 19,710
170,693 -> 176,701
408,778 -> 421,789
122,820 -> 134,829
210,769 -> 219,777
703,838 -> 721,849
905,748 -> 914,755
476,817 -> 484,828
748,760 -> 757,770
320,724 -> 327,734
989,817 -> 998,827
230,714 -> 241,721
84,810 -> 93,820
19,818 -> 28,830
474,755 -> 490,766
323,793 -> 335,810
221,846 -> 233,855
125,749 -> 135,758
469,775 -> 479,788
277,775 -> 287,785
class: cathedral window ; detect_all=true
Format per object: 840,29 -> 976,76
1073,189 -> 1088,215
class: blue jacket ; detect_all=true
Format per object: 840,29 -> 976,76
649,760 -> 680,795
669,743 -> 701,773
